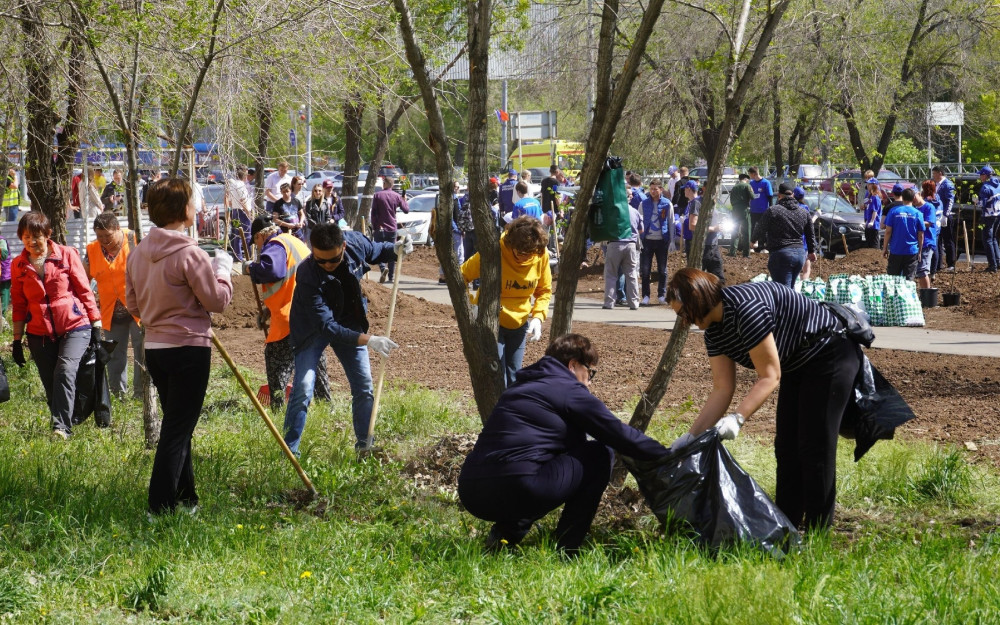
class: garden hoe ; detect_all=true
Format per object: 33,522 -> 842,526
210,331 -> 317,497
362,245 -> 406,455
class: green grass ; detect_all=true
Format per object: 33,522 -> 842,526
1,355 -> 1000,623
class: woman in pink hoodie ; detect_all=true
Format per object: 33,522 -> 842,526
126,178 -> 233,515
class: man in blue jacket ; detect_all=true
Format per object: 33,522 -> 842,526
283,223 -> 412,454
498,169 -> 519,218
882,188 -> 925,279
932,166 -> 957,270
638,178 -> 673,305
978,166 -> 1000,273
747,166 -> 774,251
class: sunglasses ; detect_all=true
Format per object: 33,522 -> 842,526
585,366 -> 597,382
313,251 -> 344,266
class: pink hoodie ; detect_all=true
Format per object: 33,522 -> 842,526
125,228 -> 232,347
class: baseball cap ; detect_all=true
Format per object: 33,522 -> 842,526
979,165 -> 994,176
865,177 -> 879,185
777,183 -> 794,195
508,169 -> 518,176
793,186 -> 806,200
489,176 -> 499,185
682,180 -> 699,191
250,215 -> 272,239
322,179 -> 334,188
891,183 -> 905,195
667,165 -> 678,175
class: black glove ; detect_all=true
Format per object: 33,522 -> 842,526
91,326 -> 102,347
12,340 -> 25,367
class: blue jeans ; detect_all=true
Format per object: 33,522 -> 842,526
768,246 -> 806,288
982,215 -> 999,271
373,230 -> 397,279
498,323 -> 529,388
283,336 -> 374,454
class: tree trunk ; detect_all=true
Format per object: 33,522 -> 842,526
358,95 -> 390,227
254,86 -> 273,213
393,0 -> 504,423
342,95 -> 364,230
771,81 -> 784,177
549,0 -> 670,340
20,3 -> 68,241
617,0 -> 793,487
54,32 -> 85,227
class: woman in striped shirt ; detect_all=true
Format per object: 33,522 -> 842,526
665,268 -> 863,530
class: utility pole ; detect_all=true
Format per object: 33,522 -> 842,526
305,89 -> 313,176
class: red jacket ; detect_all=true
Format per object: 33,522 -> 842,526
11,241 -> 100,338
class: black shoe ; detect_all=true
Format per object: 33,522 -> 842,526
616,299 -> 627,307
379,268 -> 389,283
438,277 -> 447,284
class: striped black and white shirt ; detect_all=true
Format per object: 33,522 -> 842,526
704,282 -> 839,372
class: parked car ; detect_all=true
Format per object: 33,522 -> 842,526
396,192 -> 435,245
197,184 -> 227,238
800,191 -> 867,259
304,170 -> 341,193
817,168 -> 915,206
689,166 -> 738,183
378,163 -> 406,180
770,164 -> 825,190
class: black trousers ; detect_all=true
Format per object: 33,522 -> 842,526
639,237 -> 668,299
748,211 -> 766,248
146,346 -> 211,514
701,244 -> 725,284
864,227 -> 880,249
731,210 -> 750,256
774,335 -> 862,529
938,222 -> 957,269
458,440 -> 612,551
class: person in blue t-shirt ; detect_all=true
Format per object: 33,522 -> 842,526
862,178 -> 882,249
977,166 -> 1000,273
747,166 -> 774,251
882,188 -> 925,279
511,181 -> 542,220
931,166 -> 957,270
915,180 -> 942,289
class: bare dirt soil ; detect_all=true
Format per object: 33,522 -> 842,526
214,251 -> 1000,466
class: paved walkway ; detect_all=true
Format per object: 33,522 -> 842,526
382,274 -> 1000,358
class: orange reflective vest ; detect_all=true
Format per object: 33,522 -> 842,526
86,229 -> 139,331
260,233 -> 310,343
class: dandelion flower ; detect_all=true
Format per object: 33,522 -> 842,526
236,524 -> 244,530
300,571 -> 312,579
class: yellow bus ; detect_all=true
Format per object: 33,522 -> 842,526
508,140 -> 585,178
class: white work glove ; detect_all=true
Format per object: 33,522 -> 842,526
670,432 -> 695,452
526,317 -> 542,342
715,413 -> 744,441
367,335 -> 399,358
394,233 -> 414,256
211,252 -> 233,278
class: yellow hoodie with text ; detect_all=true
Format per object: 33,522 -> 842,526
461,233 -> 552,330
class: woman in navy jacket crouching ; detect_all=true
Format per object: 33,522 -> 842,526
458,333 -> 668,554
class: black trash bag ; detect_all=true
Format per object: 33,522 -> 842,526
840,355 -> 917,462
0,357 -> 9,403
72,340 -> 117,428
624,430 -> 800,556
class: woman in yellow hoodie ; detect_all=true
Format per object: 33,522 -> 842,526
461,216 -> 552,387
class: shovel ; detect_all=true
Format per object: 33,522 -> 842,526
364,249 -> 405,450
211,331 -> 317,496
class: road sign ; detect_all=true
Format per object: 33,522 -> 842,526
510,110 -> 557,141
927,102 -> 964,126
289,129 -> 297,147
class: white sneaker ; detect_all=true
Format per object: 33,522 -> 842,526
658,296 -> 667,304
640,296 -> 650,306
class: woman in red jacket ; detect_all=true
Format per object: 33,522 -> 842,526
10,211 -> 102,439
